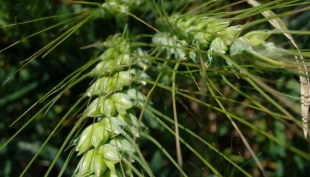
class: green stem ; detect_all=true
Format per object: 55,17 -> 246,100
140,132 -> 188,177
172,62 -> 183,175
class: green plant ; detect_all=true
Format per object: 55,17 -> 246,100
1,0 -> 310,176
